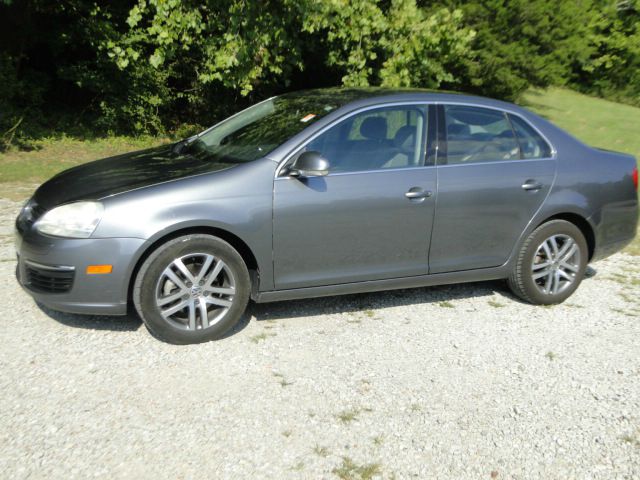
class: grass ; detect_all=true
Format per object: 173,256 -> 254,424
0,135 -> 168,184
336,409 -> 359,424
488,299 -> 505,308
438,301 -> 455,308
273,372 -> 294,387
332,457 -> 381,480
607,273 -> 640,286
521,87 -> 640,162
545,351 -> 557,361
621,432 -> 640,448
249,332 -> 276,343
313,445 -> 330,457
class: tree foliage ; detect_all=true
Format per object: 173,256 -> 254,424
571,0 -> 640,104
0,0 -> 638,146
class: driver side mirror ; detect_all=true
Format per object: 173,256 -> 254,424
288,151 -> 330,178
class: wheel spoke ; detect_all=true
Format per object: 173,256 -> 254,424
157,290 -> 185,307
557,269 -> 572,280
173,258 -> 196,283
204,260 -> 226,288
198,300 -> 209,329
532,261 -> 551,271
560,260 -> 578,273
205,286 -> 235,295
194,254 -> 214,283
541,241 -> 553,261
557,238 -> 574,258
545,270 -> 554,293
549,236 -> 559,257
561,243 -> 578,263
188,300 -> 196,330
533,268 -> 551,280
205,296 -> 233,308
161,299 -> 190,318
553,270 -> 562,294
163,268 -> 188,291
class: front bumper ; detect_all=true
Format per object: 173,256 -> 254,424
15,229 -> 145,316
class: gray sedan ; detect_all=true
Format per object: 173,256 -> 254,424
14,89 -> 639,344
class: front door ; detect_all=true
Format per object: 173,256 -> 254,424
273,104 -> 437,289
429,104 -> 557,273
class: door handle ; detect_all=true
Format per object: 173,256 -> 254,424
521,180 -> 543,191
405,188 -> 433,199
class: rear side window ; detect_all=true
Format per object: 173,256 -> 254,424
509,114 -> 552,159
444,105 -> 520,164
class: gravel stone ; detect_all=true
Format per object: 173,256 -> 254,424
0,197 -> 639,479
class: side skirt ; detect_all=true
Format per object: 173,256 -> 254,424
253,266 -> 509,303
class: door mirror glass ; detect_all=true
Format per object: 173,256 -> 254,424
289,151 -> 330,178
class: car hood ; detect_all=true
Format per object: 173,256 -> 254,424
32,143 -> 238,209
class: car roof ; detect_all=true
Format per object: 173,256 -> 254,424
277,87 -> 517,111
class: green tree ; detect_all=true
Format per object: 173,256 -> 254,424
571,0 -> 640,105
110,0 -> 475,115
440,0 -> 595,100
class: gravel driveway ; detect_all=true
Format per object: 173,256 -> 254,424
1,196 -> 639,479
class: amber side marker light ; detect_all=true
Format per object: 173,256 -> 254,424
86,265 -> 113,275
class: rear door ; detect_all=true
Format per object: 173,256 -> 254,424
272,104 -> 438,289
429,104 -> 556,273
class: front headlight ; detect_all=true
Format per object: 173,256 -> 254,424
35,201 -> 104,238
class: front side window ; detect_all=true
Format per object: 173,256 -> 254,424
509,114 -> 552,159
304,105 -> 428,173
444,105 -> 519,164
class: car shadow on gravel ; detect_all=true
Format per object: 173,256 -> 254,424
37,303 -> 143,332
35,269 -> 598,337
246,279 -> 513,323
248,267 -> 599,324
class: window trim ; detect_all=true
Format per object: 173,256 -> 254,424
436,103 -> 556,166
275,102 -> 434,178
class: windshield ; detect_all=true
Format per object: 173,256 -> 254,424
187,91 -> 348,163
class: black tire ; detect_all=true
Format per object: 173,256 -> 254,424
508,220 -> 588,305
133,234 -> 250,344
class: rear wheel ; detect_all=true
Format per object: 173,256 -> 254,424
133,234 -> 250,344
508,220 -> 588,305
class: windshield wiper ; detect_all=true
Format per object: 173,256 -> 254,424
172,135 -> 200,154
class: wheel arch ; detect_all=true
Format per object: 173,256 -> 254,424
126,226 -> 260,308
535,212 -> 595,261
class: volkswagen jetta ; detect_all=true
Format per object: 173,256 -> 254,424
15,89 -> 639,343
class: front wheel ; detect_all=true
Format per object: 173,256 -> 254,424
133,234 -> 250,344
508,220 -> 588,305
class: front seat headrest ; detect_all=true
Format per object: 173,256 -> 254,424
360,117 -> 388,140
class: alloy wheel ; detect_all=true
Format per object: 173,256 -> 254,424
531,234 -> 581,295
155,253 -> 236,330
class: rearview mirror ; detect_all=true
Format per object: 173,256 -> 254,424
289,151 -> 329,178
